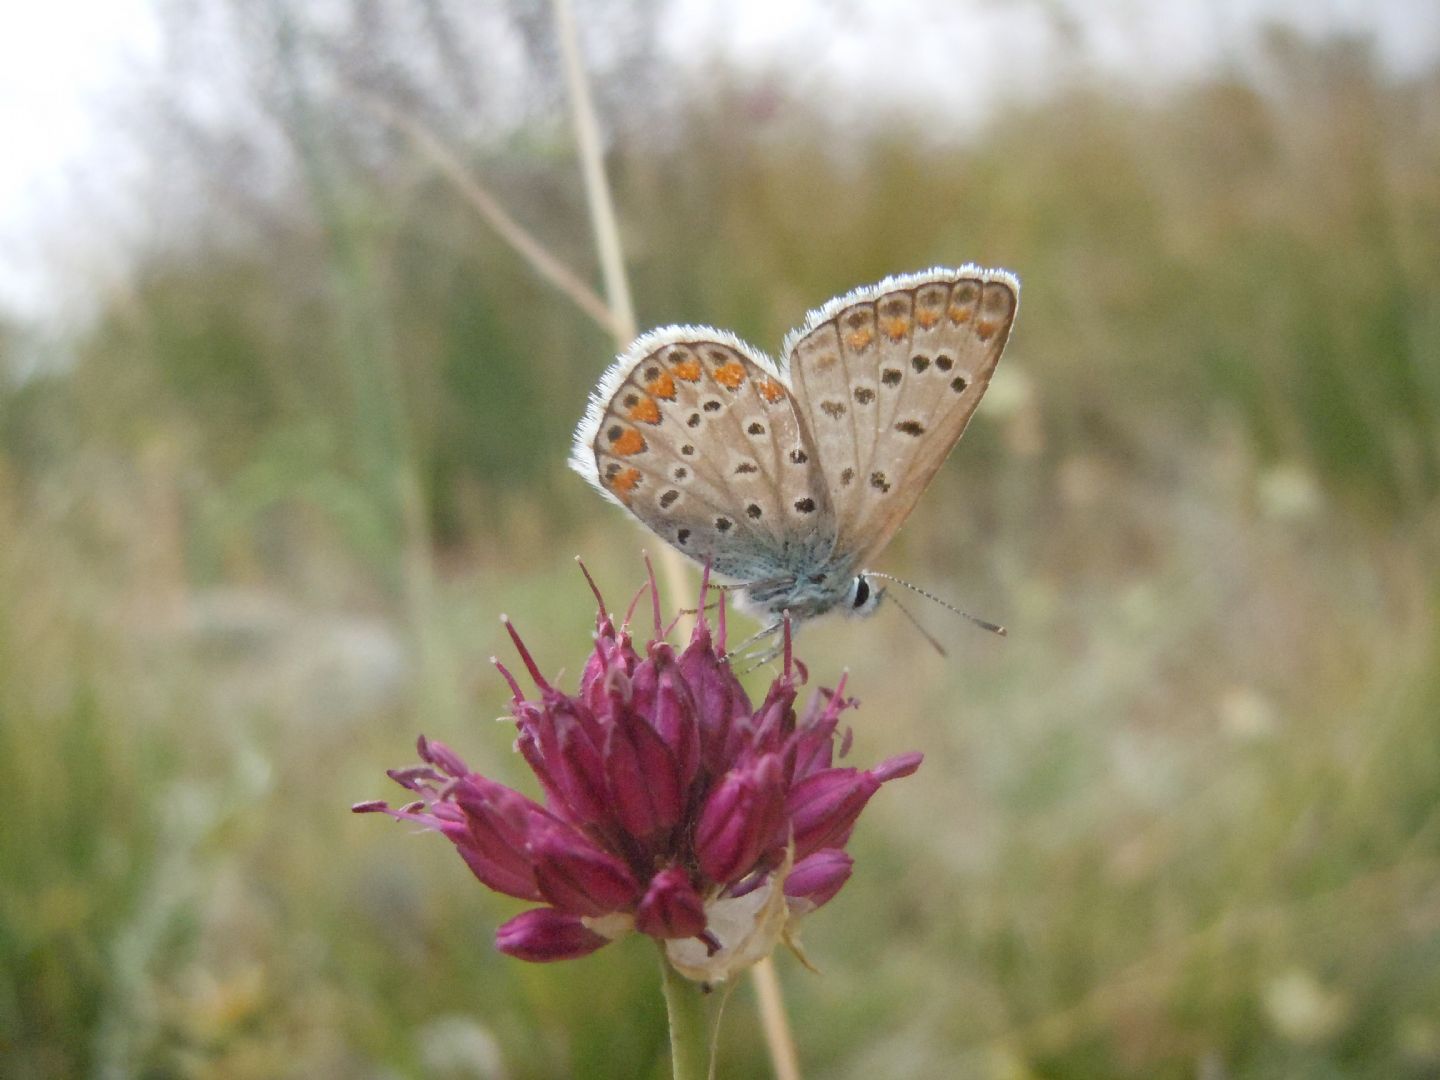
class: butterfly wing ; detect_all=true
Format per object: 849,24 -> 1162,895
571,327 -> 837,582
782,266 -> 1018,566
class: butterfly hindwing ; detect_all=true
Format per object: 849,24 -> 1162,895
782,267 -> 1018,566
572,328 -> 836,581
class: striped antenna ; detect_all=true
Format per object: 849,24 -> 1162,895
865,572 -> 1007,637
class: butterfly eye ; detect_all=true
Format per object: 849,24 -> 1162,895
851,577 -> 870,609
847,576 -> 883,617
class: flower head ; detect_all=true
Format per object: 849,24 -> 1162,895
355,561 -> 921,982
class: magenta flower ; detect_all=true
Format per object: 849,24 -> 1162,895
355,563 -> 921,982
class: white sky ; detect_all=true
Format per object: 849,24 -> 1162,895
1,0 -> 1437,325
0,0 -> 159,321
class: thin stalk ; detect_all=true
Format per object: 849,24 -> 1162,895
552,0 -> 637,341
751,957 -> 802,1080
354,90 -> 621,339
550,0 -> 689,608
660,955 -> 710,1080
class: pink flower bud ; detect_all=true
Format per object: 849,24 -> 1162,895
635,867 -> 707,940
787,767 -> 883,861
416,735 -> 469,778
872,751 -> 924,782
550,708 -> 611,828
632,657 -> 701,793
695,755 -> 787,884
532,829 -> 641,916
676,621 -> 752,771
449,778 -> 547,901
603,704 -> 683,840
495,908 -> 609,963
784,849 -> 853,909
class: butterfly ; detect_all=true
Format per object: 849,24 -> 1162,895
570,266 -> 1018,633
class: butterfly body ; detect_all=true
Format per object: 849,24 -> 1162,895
571,267 -> 1019,627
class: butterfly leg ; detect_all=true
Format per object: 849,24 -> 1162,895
724,620 -> 794,674
735,640 -> 787,674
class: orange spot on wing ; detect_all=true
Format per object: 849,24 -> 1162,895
712,361 -> 746,389
628,397 -> 661,424
915,308 -> 941,329
948,305 -> 972,323
976,320 -> 997,340
647,372 -> 677,399
758,379 -> 785,403
880,316 -> 909,341
846,328 -> 873,351
672,359 -> 702,381
608,467 -> 641,501
612,429 -> 647,456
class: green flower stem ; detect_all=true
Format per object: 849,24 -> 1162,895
660,954 -> 710,1080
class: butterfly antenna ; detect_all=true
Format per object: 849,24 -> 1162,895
866,572 -> 1007,637
676,579 -> 741,616
887,592 -> 948,657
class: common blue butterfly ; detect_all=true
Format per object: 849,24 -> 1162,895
571,267 -> 1019,631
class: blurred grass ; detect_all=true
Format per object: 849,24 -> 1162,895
2,9 -> 1440,1080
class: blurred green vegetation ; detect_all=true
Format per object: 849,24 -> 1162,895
2,7 -> 1439,1079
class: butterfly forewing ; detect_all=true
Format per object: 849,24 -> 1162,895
786,306 -> 873,520
783,268 -> 1018,566
574,329 -> 836,581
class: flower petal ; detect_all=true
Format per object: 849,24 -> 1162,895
635,867 -> 707,940
603,703 -> 683,841
873,751 -> 924,782
416,734 -> 469,778
496,908 -> 609,962
447,778 -> 548,901
581,619 -> 640,716
532,828 -> 641,916
749,675 -> 800,757
676,622 -> 752,772
790,680 -> 854,780
784,849 -> 853,911
631,656 -> 702,794
551,705 -> 613,828
786,767 -> 882,861
695,755 -> 787,885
